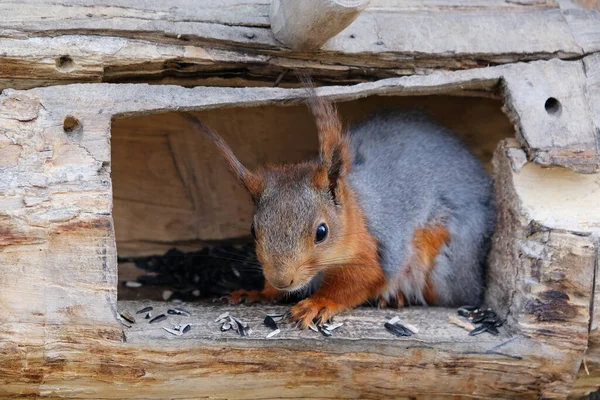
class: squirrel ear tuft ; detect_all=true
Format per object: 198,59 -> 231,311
182,113 -> 264,201
300,76 -> 350,201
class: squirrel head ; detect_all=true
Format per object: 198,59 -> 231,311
183,90 -> 352,292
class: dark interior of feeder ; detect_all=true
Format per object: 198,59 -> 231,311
112,95 -> 514,303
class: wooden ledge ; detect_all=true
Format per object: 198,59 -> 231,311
119,301 -> 512,353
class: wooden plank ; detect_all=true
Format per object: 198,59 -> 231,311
12,58 -> 595,173
120,302 -> 511,346
1,0 -> 599,91
560,0 -> 600,53
0,62 -> 598,398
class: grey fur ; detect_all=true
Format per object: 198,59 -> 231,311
346,110 -> 495,306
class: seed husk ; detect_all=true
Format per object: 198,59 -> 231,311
145,312 -> 152,319
136,306 -> 153,314
318,326 -> 333,337
221,322 -> 232,331
384,322 -> 412,337
124,281 -> 142,288
116,315 -> 132,328
264,315 -> 278,330
231,317 -> 249,336
457,308 -> 471,318
163,326 -> 183,336
149,314 -> 167,324
401,322 -> 419,334
119,311 -> 135,324
182,324 -> 192,334
482,323 -> 500,336
448,315 -> 476,332
214,312 -> 230,323
323,322 -> 344,332
308,322 -> 319,333
168,308 -> 191,316
266,328 -> 281,338
469,324 -> 488,336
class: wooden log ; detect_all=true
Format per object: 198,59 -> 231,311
0,1 -> 598,90
0,58 -> 598,397
269,0 -> 370,51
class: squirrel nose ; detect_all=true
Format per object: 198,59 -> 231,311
271,277 -> 294,290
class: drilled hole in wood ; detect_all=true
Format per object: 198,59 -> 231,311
544,97 -> 561,116
56,55 -> 75,72
63,115 -> 81,133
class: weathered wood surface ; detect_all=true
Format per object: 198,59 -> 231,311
112,95 -> 512,254
120,302 -> 511,346
0,57 -> 599,397
0,0 -> 598,90
269,0 -> 370,51
4,57 -> 596,172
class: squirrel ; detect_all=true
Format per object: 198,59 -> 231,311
182,89 -> 495,329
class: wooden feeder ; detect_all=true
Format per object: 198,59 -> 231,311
1,1 -> 599,399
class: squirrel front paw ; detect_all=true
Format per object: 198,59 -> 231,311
289,297 -> 342,329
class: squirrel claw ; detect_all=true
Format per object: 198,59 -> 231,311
289,298 -> 340,329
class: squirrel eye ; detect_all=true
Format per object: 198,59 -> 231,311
315,223 -> 328,244
251,223 -> 256,239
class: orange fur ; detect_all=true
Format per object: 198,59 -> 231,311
412,225 -> 450,304
377,293 -> 406,309
229,280 -> 283,304
290,181 -> 385,328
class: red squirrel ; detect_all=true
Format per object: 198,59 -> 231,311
182,88 -> 495,329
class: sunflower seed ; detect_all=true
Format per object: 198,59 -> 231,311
149,314 -> 167,324
484,323 -> 500,335
448,315 -> 476,332
167,308 -> 191,316
319,326 -> 332,337
472,314 -> 487,324
266,328 -> 281,338
264,315 -> 278,330
323,322 -> 344,332
384,322 -> 412,337
221,322 -> 232,331
124,281 -> 142,288
182,324 -> 192,334
119,311 -> 135,324
231,317 -> 249,336
116,315 -> 132,328
469,325 -> 488,336
163,326 -> 183,336
401,322 -> 419,334
136,306 -> 153,314
457,308 -> 471,318
214,312 -> 230,322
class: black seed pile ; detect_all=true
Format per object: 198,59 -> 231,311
118,245 -> 265,301
457,306 -> 505,336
